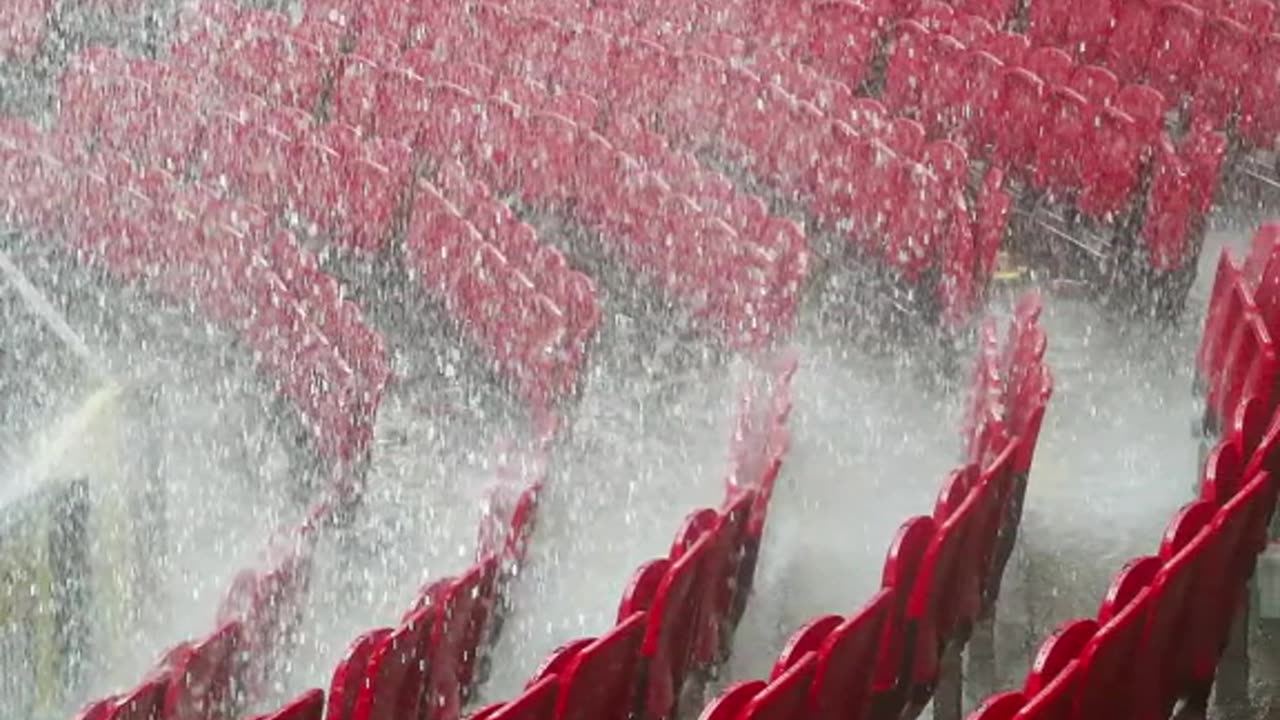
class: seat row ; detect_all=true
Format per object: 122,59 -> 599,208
696,293 -> 1051,720
882,13 -> 1227,272
240,0 -> 994,330
72,436 -> 553,720
379,0 -> 997,328
464,358 -> 797,720
0,116 -> 387,465
174,0 -> 997,332
966,223 -> 1280,720
165,2 -> 808,350
172,2 -> 810,347
1026,0 -> 1280,149
1197,222 -> 1280,434
475,0 -> 1224,308
0,112 -> 411,720
57,44 -> 604,408
209,355 -> 796,720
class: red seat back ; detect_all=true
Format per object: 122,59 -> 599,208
556,612 -> 647,720
1023,619 -> 1097,695
327,628 -> 393,720
248,689 -> 325,720
489,676 -> 561,720
740,653 -> 819,720
1073,557 -> 1162,720
809,589 -> 893,720
106,674 -> 169,720
872,516 -> 937,696
907,475 -> 986,689
163,621 -> 243,720
696,681 -> 766,720
640,532 -> 713,719
356,605 -> 435,720
619,559 -> 671,619
772,616 -> 843,677
1132,500 -> 1217,718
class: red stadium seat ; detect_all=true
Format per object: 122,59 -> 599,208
992,68 -> 1045,174
739,653 -> 819,720
1114,85 -> 1168,152
1226,0 -> 1276,28
952,14 -> 995,46
1134,502 -> 1217,719
1079,107 -> 1143,220
1239,33 -> 1280,150
163,621 -> 244,720
1027,0 -> 1070,47
809,589 -> 894,720
1105,0 -> 1156,81
904,468 -> 993,708
1141,138 -> 1195,272
1035,87 -> 1090,198
1191,16 -> 1251,131
1024,47 -> 1073,86
773,616 -> 843,675
640,532 -> 714,720
1147,1 -> 1204,99
1072,556 -> 1162,720
534,639 -> 594,681
1069,65 -> 1119,106
106,674 -> 169,720
978,31 -> 1030,67
871,516 -> 937,712
921,36 -> 969,137
697,681 -> 766,720
1179,471 -> 1268,707
355,604 -> 435,717
488,676 -> 561,720
1197,254 -> 1245,392
1179,126 -> 1226,215
1023,619 -> 1097,695
327,628 -> 393,720
883,21 -> 932,115
556,612 -> 647,720
960,50 -> 1006,153
806,0 -> 880,89
1064,0 -> 1116,63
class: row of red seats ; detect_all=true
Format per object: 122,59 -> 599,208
696,293 -> 1051,720
56,42 -> 602,408
1026,0 -> 1280,150
966,223 -> 1280,720
169,1 -> 808,348
178,1 -> 997,332
230,355 -> 797,720
329,27 -> 801,283
464,0 -> 1225,306
1197,222 -> 1280,434
0,116 -> 386,465
71,436 -> 553,720
882,11 -> 1227,273
603,0 -> 1222,282
358,0 -> 996,328
466,357 -> 797,720
651,0 -> 1278,158
406,163 -> 599,405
